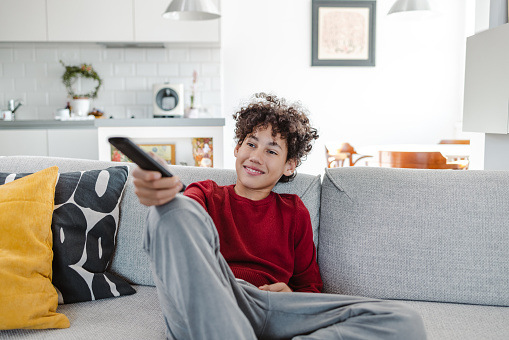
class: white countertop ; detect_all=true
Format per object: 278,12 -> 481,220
0,118 -> 226,130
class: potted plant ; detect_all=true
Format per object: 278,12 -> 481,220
60,61 -> 102,116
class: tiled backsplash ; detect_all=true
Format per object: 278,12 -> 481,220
0,43 -> 221,120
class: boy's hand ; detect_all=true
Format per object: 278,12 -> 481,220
132,153 -> 184,206
258,282 -> 292,293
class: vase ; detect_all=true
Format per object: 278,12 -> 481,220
72,98 -> 91,117
187,108 -> 199,118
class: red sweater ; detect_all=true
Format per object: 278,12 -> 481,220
184,180 -> 323,293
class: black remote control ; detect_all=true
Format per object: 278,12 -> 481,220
108,137 -> 186,192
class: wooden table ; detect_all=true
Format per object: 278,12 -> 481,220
355,144 -> 470,169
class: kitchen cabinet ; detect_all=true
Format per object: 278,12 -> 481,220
134,0 -> 220,43
0,118 -> 225,167
0,129 -> 98,159
47,0 -> 134,42
0,0 -> 220,43
48,129 -> 99,159
0,130 -> 47,156
0,0 -> 48,42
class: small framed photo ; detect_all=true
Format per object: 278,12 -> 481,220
111,143 -> 176,165
312,0 -> 376,66
192,138 -> 213,167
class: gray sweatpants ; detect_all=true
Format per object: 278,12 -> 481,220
143,195 -> 427,340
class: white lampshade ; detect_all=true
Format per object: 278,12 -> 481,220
387,0 -> 432,15
163,0 -> 220,20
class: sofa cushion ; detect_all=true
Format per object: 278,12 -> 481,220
0,285 -> 165,339
0,166 -> 135,304
401,300 -> 509,340
319,167 -> 509,306
0,167 -> 70,330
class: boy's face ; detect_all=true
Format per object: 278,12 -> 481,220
234,125 -> 296,200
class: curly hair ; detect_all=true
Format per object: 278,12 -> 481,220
233,93 -> 319,183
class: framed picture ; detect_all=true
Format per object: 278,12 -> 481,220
111,144 -> 176,165
192,138 -> 213,167
312,0 -> 376,66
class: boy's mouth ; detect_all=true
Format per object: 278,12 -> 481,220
243,166 -> 264,175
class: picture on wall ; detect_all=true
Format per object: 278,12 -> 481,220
312,0 -> 376,66
111,144 -> 176,165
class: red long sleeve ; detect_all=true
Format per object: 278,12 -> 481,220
184,180 -> 323,293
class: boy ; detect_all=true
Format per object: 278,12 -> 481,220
133,93 -> 426,339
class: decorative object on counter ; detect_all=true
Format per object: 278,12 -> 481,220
72,98 -> 91,117
162,0 -> 220,20
192,138 -> 213,167
190,70 -> 197,109
54,108 -> 70,120
60,61 -> 103,117
88,108 -> 105,119
186,70 -> 199,118
1,110 -> 12,121
153,83 -> 185,118
111,144 -> 176,165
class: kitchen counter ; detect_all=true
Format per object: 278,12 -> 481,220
0,117 -> 225,167
0,118 -> 225,130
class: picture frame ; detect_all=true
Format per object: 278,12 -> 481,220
111,143 -> 176,165
312,0 -> 376,67
192,138 -> 213,168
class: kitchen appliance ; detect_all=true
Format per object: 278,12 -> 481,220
153,83 -> 184,118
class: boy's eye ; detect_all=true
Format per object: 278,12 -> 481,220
267,150 -> 278,155
247,142 -> 255,148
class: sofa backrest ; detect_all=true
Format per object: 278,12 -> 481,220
319,167 -> 509,307
0,156 -> 321,287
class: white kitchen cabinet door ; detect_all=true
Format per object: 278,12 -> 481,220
47,0 -> 134,42
48,129 -> 99,159
0,0 -> 48,41
0,130 -> 48,156
134,0 -> 220,43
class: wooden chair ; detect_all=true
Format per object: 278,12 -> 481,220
378,151 -> 468,170
438,140 -> 470,165
326,143 -> 372,168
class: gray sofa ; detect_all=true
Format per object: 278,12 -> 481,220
1,156 -> 508,340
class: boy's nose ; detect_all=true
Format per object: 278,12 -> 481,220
249,149 -> 264,164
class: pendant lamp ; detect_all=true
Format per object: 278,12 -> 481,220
387,0 -> 432,15
163,0 -> 220,20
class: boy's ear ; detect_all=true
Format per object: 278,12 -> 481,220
283,159 -> 297,177
234,144 -> 241,157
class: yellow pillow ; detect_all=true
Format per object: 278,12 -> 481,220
0,166 -> 70,330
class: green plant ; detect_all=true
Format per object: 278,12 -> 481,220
60,60 -> 102,99
190,70 -> 197,108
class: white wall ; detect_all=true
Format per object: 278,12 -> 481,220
222,0 -> 469,176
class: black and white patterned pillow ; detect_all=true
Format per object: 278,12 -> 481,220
0,166 -> 136,304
